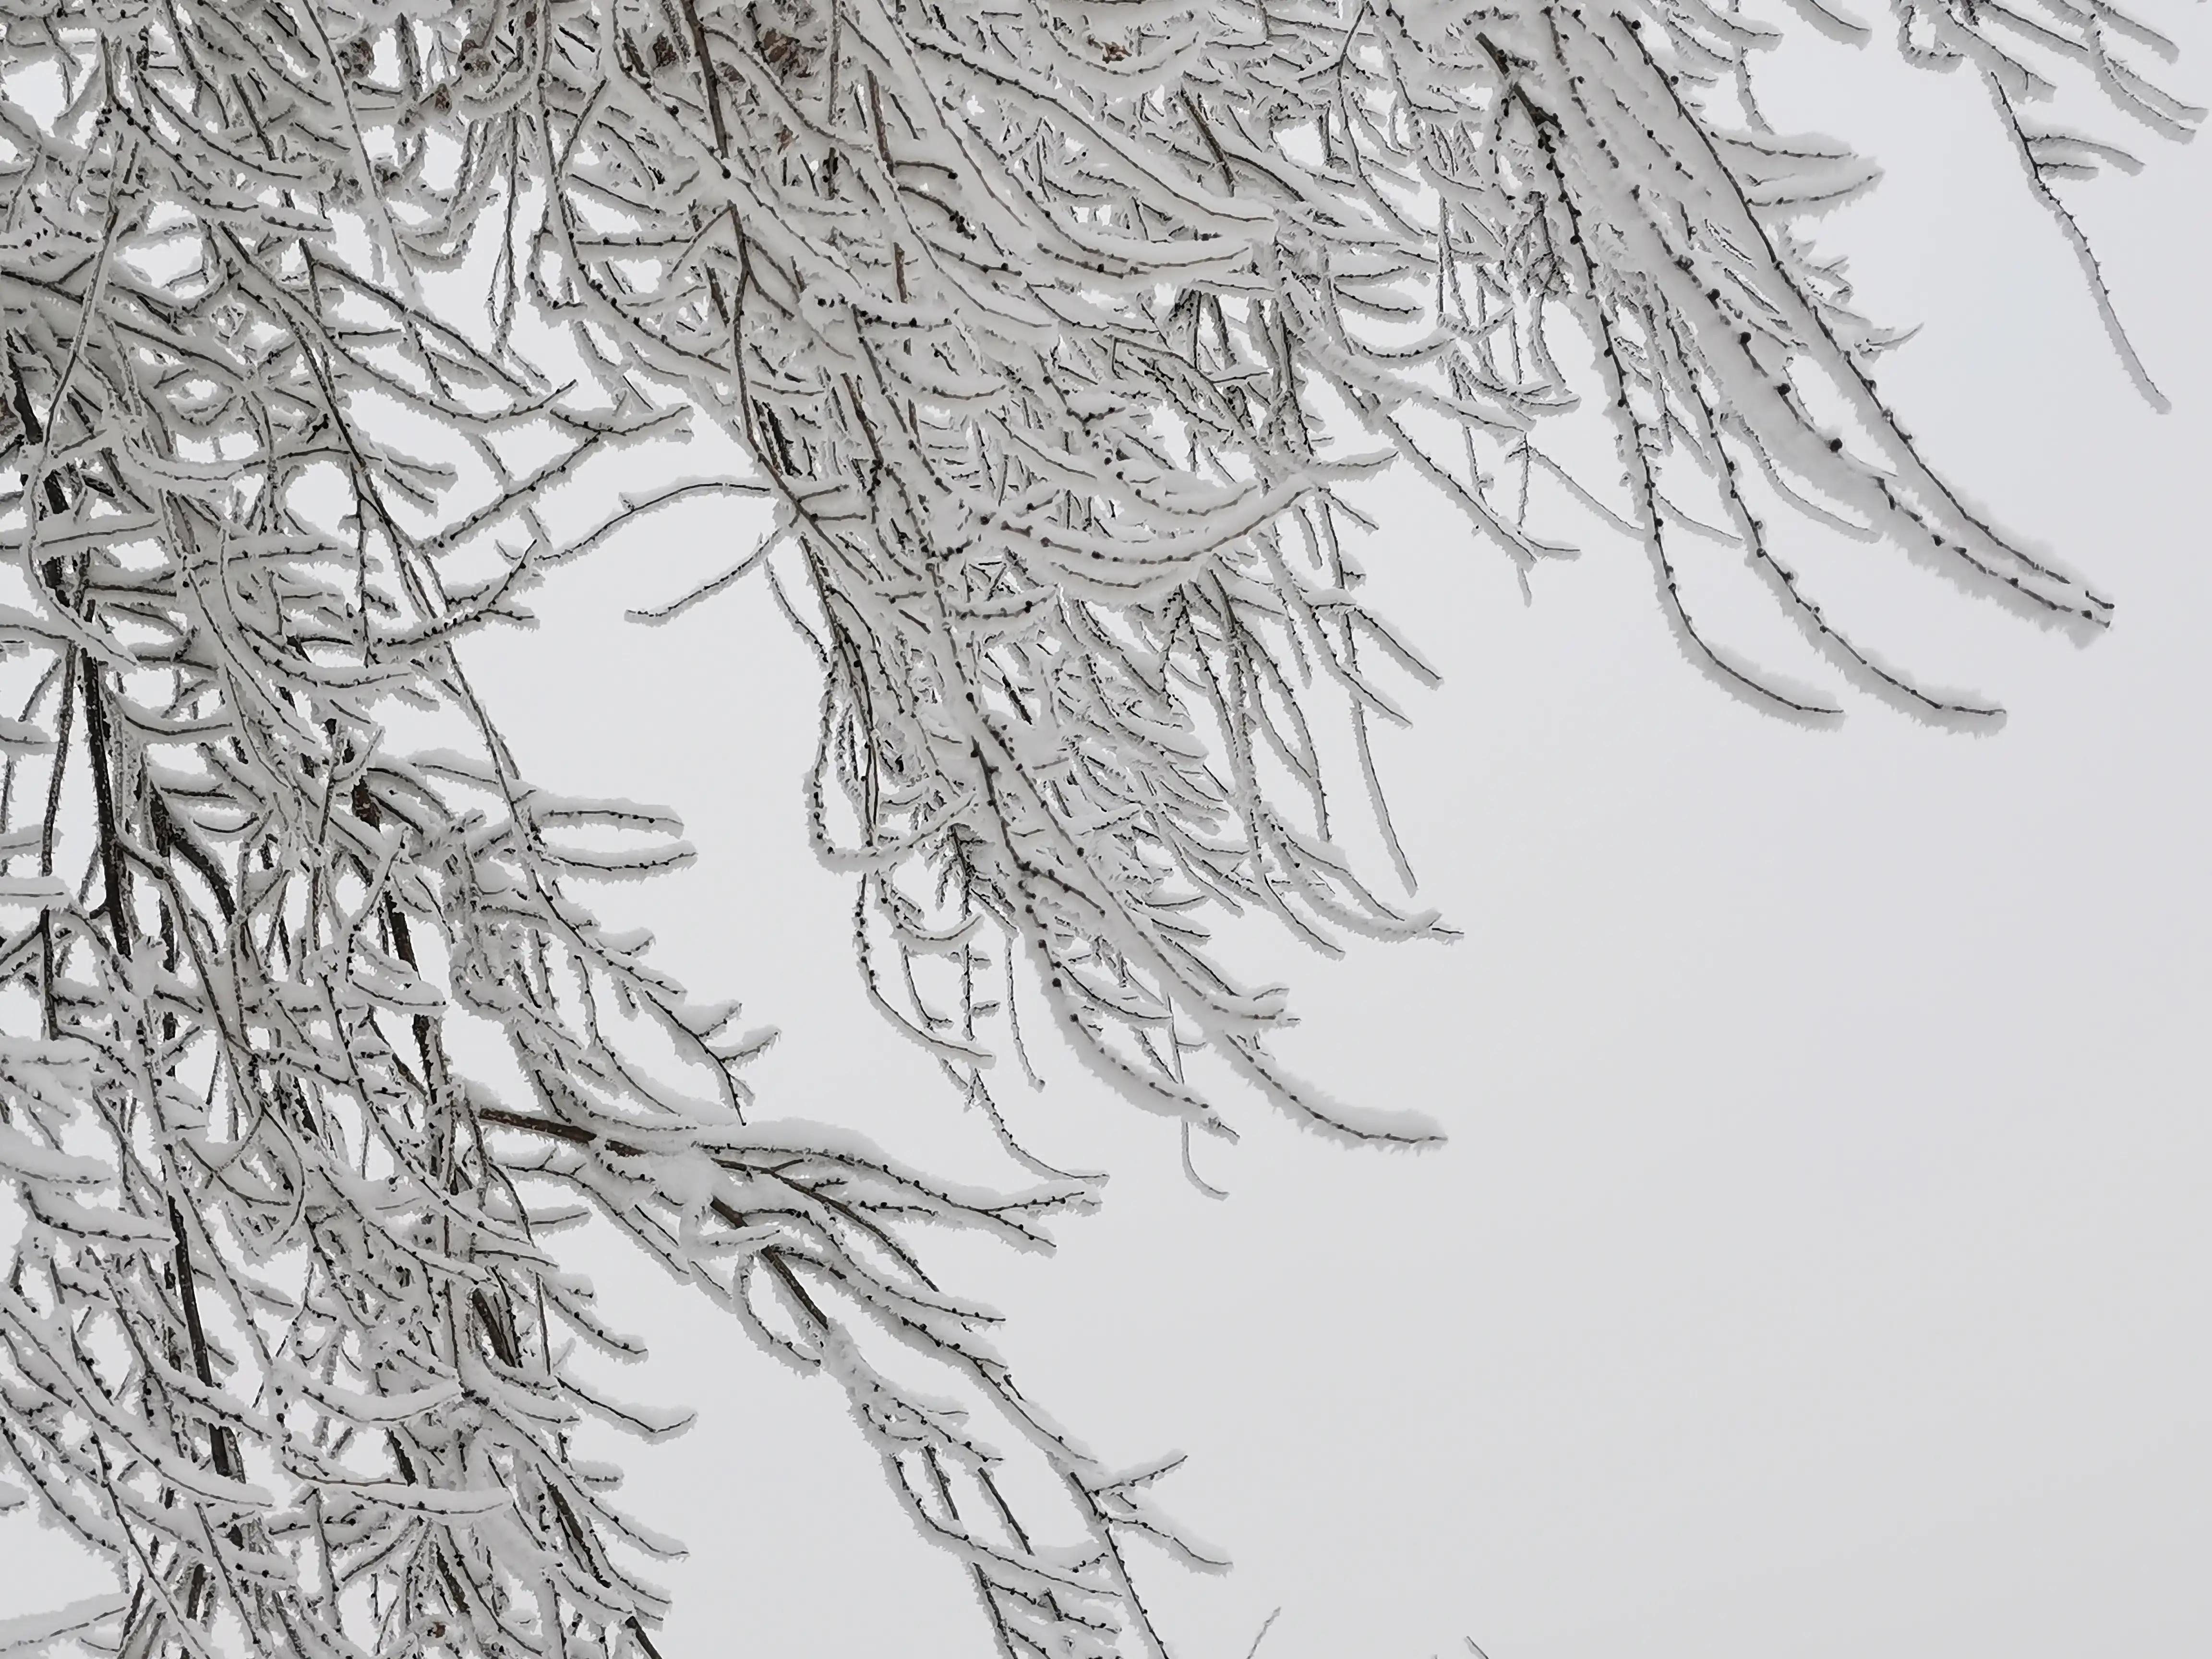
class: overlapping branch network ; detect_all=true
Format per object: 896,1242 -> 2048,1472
0,6 -> 1208,1655
0,0 -> 2188,1655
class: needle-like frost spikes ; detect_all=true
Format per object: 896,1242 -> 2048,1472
0,0 -> 2190,1655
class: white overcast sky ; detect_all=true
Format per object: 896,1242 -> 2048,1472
9,12 -> 2207,1659
469,20 -> 2212,1659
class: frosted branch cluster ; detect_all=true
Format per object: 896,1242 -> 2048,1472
0,0 -> 2188,1653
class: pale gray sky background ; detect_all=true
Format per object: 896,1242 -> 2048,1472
6,12 -> 2206,1659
